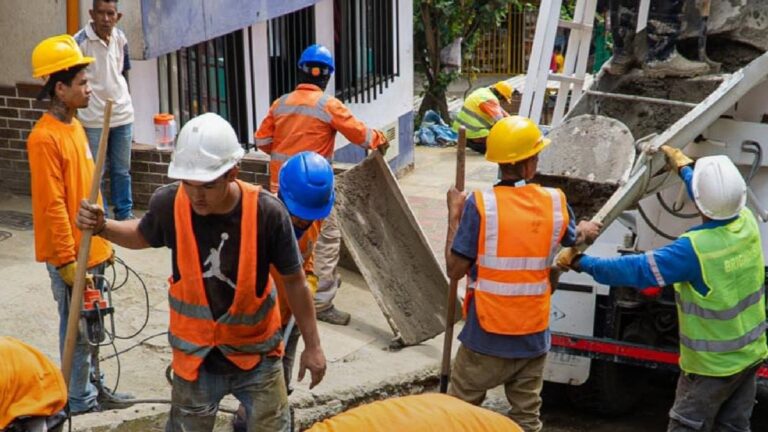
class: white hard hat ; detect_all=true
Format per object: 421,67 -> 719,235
167,113 -> 245,182
691,155 -> 746,220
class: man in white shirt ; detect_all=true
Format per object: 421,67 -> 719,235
74,0 -> 135,220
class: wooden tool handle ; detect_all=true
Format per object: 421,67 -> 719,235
700,0 -> 711,17
440,126 -> 467,393
61,99 -> 113,386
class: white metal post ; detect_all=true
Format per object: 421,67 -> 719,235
520,0 -> 562,124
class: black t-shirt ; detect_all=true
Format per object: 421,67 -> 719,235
138,182 -> 302,374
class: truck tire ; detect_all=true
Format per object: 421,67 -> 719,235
565,360 -> 647,416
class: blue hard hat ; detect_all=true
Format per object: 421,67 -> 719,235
298,44 -> 335,75
278,152 -> 335,221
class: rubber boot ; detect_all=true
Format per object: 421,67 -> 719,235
606,51 -> 636,75
644,49 -> 709,78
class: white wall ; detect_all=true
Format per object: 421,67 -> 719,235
128,59 -> 160,145
0,0 -> 67,86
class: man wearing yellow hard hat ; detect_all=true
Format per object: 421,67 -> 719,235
27,34 -> 114,414
452,80 -> 514,154
444,116 -> 602,431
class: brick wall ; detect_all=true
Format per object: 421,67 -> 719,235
0,82 -> 271,208
0,83 -> 48,195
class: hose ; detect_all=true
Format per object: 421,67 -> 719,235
637,202 -> 677,241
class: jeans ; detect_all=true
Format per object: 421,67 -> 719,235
46,263 -> 105,414
609,0 -> 683,61
167,356 -> 290,432
85,124 -> 134,220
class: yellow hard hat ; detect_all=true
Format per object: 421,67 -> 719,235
491,81 -> 514,103
486,116 -> 550,164
31,35 -> 94,79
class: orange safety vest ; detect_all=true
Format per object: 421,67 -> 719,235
273,220 -> 322,325
254,83 -> 386,192
466,184 -> 569,335
168,180 -> 283,381
0,337 -> 67,429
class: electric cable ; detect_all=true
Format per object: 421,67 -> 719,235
637,202 -> 677,240
656,192 -> 698,218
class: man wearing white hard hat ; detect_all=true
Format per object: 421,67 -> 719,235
76,113 -> 326,431
557,147 -> 767,431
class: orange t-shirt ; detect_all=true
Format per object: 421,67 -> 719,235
26,112 -> 112,268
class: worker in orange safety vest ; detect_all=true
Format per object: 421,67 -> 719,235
254,44 -> 389,327
444,116 -> 602,432
0,337 -> 68,432
76,113 -> 326,432
306,393 -> 523,432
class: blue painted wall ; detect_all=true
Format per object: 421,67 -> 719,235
140,0 -> 319,58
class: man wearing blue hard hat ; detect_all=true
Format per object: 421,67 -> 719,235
255,44 -> 389,326
234,151 -> 335,431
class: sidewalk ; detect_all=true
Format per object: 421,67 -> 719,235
0,145 -> 495,431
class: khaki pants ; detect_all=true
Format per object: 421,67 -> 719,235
314,209 -> 341,312
448,344 -> 546,432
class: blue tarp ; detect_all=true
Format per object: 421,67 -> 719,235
140,0 -> 320,58
415,110 -> 458,147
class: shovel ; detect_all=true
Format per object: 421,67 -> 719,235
439,126 -> 466,393
698,0 -> 722,72
61,99 -> 113,386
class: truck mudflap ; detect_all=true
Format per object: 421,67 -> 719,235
551,333 -> 768,379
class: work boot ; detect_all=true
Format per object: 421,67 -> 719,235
316,306 -> 351,326
98,387 -> 135,409
644,50 -> 709,78
606,52 -> 636,75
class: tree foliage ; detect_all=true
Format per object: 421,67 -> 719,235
414,0 -> 522,122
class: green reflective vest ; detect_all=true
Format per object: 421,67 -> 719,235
452,87 -> 501,140
675,208 -> 768,377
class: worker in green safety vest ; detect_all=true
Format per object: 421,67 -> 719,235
452,81 -> 513,154
556,147 -> 768,432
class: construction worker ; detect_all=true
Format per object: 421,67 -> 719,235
74,0 -> 136,221
26,34 -> 114,415
307,393 -> 523,431
607,0 -> 708,77
452,81 -> 514,155
76,113 -> 326,431
557,149 -> 767,432
254,43 -> 389,326
233,151 -> 334,432
444,116 -> 602,432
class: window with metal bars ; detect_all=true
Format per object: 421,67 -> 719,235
157,30 -> 249,144
268,7 -> 316,102
334,0 -> 400,104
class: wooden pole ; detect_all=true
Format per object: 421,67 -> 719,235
439,126 -> 466,393
61,99 -> 113,386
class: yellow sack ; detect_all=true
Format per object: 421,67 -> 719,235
307,393 -> 523,432
0,337 -> 67,428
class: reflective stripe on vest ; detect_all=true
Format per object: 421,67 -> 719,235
674,208 -> 768,376
471,184 -> 569,335
274,94 -> 332,123
168,180 -> 283,381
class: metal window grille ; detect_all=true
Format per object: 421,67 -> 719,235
268,7 -> 316,102
463,6 -> 535,76
158,30 -> 250,144
334,0 -> 400,104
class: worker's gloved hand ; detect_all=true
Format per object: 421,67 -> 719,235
376,140 -> 390,157
555,248 -> 583,272
576,220 -> 603,245
660,145 -> 694,172
306,273 -> 319,297
298,345 -> 327,390
57,262 -> 78,286
76,199 -> 107,235
446,187 -> 468,223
